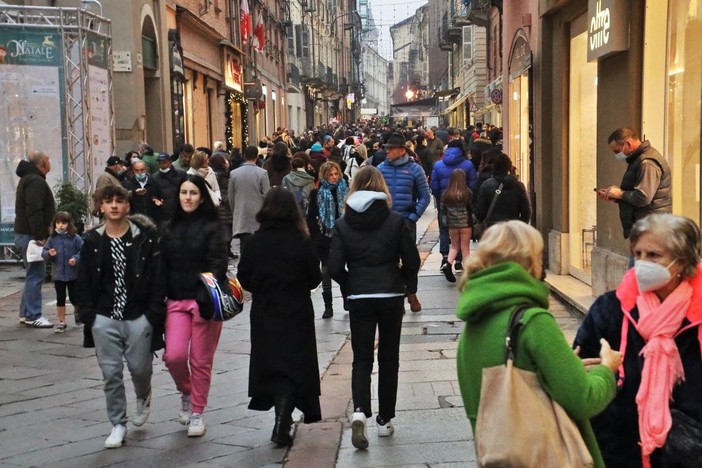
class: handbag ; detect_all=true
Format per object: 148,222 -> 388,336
26,240 -> 44,263
473,181 -> 503,240
660,409 -> 702,467
475,305 -> 594,468
196,272 -> 244,321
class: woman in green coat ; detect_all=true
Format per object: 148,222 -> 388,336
455,220 -> 621,467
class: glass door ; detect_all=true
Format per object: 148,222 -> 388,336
568,29 -> 598,284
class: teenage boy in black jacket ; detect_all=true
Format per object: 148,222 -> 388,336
76,185 -> 165,449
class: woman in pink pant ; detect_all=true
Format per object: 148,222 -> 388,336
160,174 -> 228,437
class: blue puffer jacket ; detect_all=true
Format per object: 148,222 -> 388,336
430,147 -> 478,197
378,155 -> 431,222
42,232 -> 83,282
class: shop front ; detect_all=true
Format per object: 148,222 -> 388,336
222,47 -> 247,150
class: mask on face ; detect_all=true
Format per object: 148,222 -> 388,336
55,228 -> 66,235
159,167 -> 171,173
131,157 -> 140,165
135,173 -> 147,182
634,259 -> 677,292
615,152 -> 627,161
117,169 -> 126,176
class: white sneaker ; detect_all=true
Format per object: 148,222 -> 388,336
104,424 -> 127,448
351,411 -> 368,449
25,316 -> 53,328
133,391 -> 151,427
178,393 -> 191,425
188,413 -> 206,437
376,418 -> 394,437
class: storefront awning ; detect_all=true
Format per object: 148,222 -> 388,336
434,87 -> 460,101
442,94 -> 470,115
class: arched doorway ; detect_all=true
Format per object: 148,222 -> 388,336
141,16 -> 164,149
507,31 -> 534,212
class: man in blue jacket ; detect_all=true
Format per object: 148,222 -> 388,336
378,133 -> 430,313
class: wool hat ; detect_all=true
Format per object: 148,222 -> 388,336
157,152 -> 172,162
310,143 -> 323,152
323,135 -> 334,145
106,156 -> 123,166
384,133 -> 407,149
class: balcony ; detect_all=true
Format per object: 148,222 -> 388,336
301,61 -> 325,88
442,12 -> 461,44
287,63 -> 301,93
462,0 -> 493,28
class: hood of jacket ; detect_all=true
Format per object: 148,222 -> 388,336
286,170 -> 315,187
456,261 -> 549,324
343,191 -> 390,230
442,146 -> 465,167
16,160 -> 45,179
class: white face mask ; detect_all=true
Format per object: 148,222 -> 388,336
615,152 -> 627,161
634,259 -> 677,292
159,167 -> 171,173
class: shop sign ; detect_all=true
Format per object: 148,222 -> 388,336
171,44 -> 184,77
587,0 -> 628,61
361,108 -> 378,115
509,35 -> 532,81
223,51 -> 243,92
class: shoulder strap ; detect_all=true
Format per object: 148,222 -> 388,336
505,304 -> 531,363
484,182 -> 504,223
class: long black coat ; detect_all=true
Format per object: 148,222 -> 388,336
237,221 -> 323,422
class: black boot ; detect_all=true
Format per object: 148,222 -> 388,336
271,395 -> 294,446
322,291 -> 333,318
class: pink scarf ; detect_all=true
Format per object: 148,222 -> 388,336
633,282 -> 692,468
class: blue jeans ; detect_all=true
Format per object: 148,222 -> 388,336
15,234 -> 45,320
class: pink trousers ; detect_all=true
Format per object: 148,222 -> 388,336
163,299 -> 223,414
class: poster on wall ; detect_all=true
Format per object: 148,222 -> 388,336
87,32 -> 112,181
0,28 -> 65,245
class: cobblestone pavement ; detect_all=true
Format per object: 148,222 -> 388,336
0,207 -> 584,467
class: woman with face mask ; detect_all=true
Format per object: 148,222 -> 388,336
574,213 -> 702,468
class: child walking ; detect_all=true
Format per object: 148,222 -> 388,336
42,211 -> 83,332
440,169 -> 473,283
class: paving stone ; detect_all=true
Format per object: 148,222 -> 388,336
336,440 -> 471,467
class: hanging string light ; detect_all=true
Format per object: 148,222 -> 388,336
225,91 -> 249,150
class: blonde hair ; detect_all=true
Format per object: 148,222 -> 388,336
458,220 -> 543,290
319,161 -> 342,181
190,150 -> 208,170
346,166 -> 392,207
355,143 -> 368,160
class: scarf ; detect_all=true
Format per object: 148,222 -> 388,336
633,282 -> 692,468
317,179 -> 347,237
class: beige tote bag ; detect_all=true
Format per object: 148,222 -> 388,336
475,307 -> 594,468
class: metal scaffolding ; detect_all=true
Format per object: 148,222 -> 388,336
0,5 -> 113,192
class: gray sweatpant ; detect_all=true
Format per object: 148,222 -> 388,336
92,314 -> 153,426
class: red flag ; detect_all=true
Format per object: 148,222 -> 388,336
240,0 -> 252,44
252,10 -> 264,53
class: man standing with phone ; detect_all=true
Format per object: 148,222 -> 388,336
596,127 -> 672,241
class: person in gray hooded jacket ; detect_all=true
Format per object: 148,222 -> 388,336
282,157 -> 316,215
328,166 -> 420,450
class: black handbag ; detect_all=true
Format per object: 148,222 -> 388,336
660,409 -> 702,467
474,182 -> 503,240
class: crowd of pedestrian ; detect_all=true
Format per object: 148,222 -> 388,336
13,119 -> 702,465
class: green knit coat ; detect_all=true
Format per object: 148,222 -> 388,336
456,262 -> 617,468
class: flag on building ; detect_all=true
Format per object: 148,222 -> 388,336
240,0 -> 252,44
252,10 -> 265,53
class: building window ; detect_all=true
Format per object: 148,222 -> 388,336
462,26 -> 473,66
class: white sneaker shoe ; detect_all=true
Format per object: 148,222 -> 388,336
376,417 -> 394,437
104,424 -> 127,448
133,391 -> 151,427
351,411 -> 368,449
25,316 -> 53,328
188,413 -> 206,437
178,393 -> 191,425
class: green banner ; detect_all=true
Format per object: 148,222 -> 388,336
86,31 -> 109,69
0,28 -> 62,67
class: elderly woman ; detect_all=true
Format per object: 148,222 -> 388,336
456,221 -> 621,467
574,213 -> 702,468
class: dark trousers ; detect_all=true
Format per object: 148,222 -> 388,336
54,280 -> 77,307
348,296 -> 404,421
235,232 -> 252,257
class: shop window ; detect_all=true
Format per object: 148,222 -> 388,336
666,1 -> 702,224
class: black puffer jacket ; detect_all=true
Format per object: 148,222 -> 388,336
76,215 -> 165,350
574,290 -> 702,468
328,191 -> 420,296
474,174 -> 531,225
160,210 -> 228,300
14,160 -> 55,239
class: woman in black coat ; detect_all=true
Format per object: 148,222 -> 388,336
328,166 -> 420,450
474,152 -> 531,227
238,187 -> 323,446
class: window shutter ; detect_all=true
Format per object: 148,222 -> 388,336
462,26 -> 473,65
287,24 -> 295,55
301,25 -> 309,58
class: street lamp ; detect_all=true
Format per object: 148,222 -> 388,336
405,89 -> 414,101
